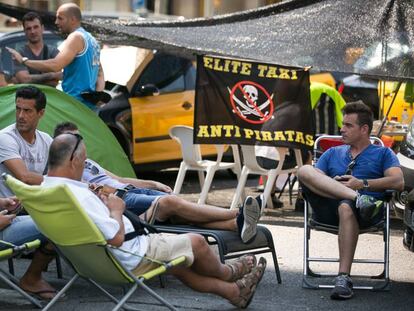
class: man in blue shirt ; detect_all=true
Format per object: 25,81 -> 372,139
298,101 -> 404,300
7,3 -> 104,109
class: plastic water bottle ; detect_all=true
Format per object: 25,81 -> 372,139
401,108 -> 410,125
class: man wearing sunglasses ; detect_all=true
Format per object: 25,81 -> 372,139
298,101 -> 404,300
0,85 -> 56,299
53,122 -> 261,244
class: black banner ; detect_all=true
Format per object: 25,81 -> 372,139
194,55 -> 315,149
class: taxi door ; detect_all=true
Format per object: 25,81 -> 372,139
129,54 -> 216,165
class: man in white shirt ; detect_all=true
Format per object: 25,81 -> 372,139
0,85 -> 55,299
0,85 -> 52,197
44,133 -> 267,308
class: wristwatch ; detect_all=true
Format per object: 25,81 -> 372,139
22,57 -> 29,64
362,179 -> 369,190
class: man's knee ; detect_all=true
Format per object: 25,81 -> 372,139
188,233 -> 208,253
297,164 -> 316,183
338,202 -> 355,219
157,195 -> 179,217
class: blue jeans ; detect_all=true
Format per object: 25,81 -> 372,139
123,188 -> 168,215
0,215 -> 46,246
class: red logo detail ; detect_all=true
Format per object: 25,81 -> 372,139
229,81 -> 274,124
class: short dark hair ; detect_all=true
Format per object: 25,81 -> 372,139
53,122 -> 78,138
15,86 -> 47,111
22,12 -> 43,27
342,100 -> 374,133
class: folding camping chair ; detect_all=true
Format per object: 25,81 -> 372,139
302,135 -> 392,291
5,174 -> 185,311
0,239 -> 43,308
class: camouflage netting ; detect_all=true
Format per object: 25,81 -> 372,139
2,0 -> 414,80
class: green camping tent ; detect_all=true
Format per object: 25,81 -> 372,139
0,84 -> 135,178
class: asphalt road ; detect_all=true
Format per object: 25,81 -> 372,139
1,170 -> 413,310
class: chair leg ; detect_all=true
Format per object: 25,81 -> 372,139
230,167 -> 249,209
42,274 -> 80,311
8,257 -> 14,276
173,162 -> 187,194
135,280 -> 179,311
198,166 -> 216,205
56,255 -> 63,279
197,171 -> 205,190
0,269 -> 42,308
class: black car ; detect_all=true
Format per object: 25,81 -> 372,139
0,30 -> 62,81
398,121 -> 414,252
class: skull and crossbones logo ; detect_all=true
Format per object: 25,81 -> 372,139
228,81 -> 274,124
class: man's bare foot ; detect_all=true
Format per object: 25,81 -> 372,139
19,278 -> 57,300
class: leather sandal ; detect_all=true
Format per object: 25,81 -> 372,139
230,257 -> 267,309
226,254 -> 257,282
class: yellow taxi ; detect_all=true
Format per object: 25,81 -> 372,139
99,47 -> 217,171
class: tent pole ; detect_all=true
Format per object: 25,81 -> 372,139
376,81 -> 402,137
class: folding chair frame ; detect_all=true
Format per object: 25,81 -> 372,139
42,246 -> 185,311
302,198 -> 391,291
0,240 -> 43,308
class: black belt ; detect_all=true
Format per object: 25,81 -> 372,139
114,184 -> 136,199
123,184 -> 136,191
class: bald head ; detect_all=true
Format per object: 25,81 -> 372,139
59,3 -> 82,21
48,134 -> 84,170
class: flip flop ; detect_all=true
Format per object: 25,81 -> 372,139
23,288 -> 58,301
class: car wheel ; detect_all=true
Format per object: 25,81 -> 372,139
393,190 -> 408,219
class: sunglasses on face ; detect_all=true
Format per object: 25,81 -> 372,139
69,133 -> 83,161
345,159 -> 356,175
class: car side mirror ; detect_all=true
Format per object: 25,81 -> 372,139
137,84 -> 160,96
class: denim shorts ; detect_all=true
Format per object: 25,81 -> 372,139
123,188 -> 168,215
0,215 -> 46,248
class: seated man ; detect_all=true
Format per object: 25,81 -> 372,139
53,122 -> 261,244
297,101 -> 404,300
43,133 -> 267,308
0,197 -> 56,300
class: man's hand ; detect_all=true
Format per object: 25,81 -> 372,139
105,194 -> 126,215
0,210 -> 16,230
334,175 -> 363,190
0,197 -> 21,214
153,181 -> 172,194
6,47 -> 23,64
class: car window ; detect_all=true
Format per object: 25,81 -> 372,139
134,54 -> 190,95
0,32 -> 62,79
184,64 -> 196,90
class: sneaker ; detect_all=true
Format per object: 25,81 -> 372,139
355,194 -> 383,221
330,274 -> 354,300
237,196 -> 261,243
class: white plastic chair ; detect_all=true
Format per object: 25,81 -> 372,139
169,125 -> 241,204
230,145 -> 303,210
